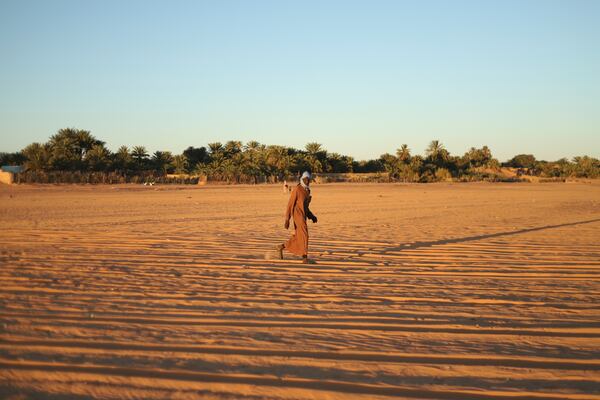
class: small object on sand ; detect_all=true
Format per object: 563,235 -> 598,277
276,244 -> 284,260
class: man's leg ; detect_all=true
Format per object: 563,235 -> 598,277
302,255 -> 315,264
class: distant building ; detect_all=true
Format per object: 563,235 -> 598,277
1,165 -> 24,173
0,165 -> 24,185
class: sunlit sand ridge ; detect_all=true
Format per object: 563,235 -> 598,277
1,182 -> 600,399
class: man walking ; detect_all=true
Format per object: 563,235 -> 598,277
276,171 -> 318,263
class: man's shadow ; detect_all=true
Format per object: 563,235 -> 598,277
383,217 -> 600,253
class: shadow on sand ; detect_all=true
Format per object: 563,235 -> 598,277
383,217 -> 600,253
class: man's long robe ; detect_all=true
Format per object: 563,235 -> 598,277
284,184 -> 315,256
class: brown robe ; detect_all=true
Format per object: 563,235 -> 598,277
284,184 -> 315,256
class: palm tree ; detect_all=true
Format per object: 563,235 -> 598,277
304,143 -> 326,173
425,140 -> 450,170
208,142 -> 223,155
131,146 -> 148,162
327,152 -> 352,173
199,152 -> 227,180
464,146 -> 494,168
172,154 -> 188,174
113,146 -> 131,171
22,142 -> 50,171
396,144 -> 411,163
152,151 -> 174,174
242,141 -> 263,182
305,142 -> 322,155
426,140 -> 445,160
265,145 -> 297,179
0,151 -> 26,166
131,146 -> 149,170
221,158 -> 238,182
47,128 -> 102,170
48,129 -> 80,170
343,155 -> 354,173
244,140 -> 261,152
410,155 -> 424,175
86,144 -> 111,171
224,140 -> 243,156
304,155 -> 323,173
572,156 -> 600,178
380,153 -> 399,180
75,129 -> 103,159
481,145 -> 492,161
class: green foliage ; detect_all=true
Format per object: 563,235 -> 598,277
571,156 -> 600,178
172,154 -> 188,174
85,144 -> 111,171
505,154 -> 536,169
21,143 -> 49,171
435,168 -> 452,181
152,151 -> 174,174
208,142 -> 223,154
7,129 -> 600,184
182,146 -> 208,171
426,140 -> 449,166
131,146 -> 149,169
47,128 -> 104,170
396,144 -> 411,163
464,146 -> 493,168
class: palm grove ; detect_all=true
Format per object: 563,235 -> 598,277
1,128 -> 599,184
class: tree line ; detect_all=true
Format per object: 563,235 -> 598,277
1,128 -> 598,184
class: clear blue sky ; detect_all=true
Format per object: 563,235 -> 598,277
1,0 -> 598,161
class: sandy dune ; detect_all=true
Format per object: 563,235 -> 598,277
1,182 -> 600,399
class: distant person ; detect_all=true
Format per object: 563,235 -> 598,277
276,171 -> 318,263
283,180 -> 289,193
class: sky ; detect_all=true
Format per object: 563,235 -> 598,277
0,0 -> 599,162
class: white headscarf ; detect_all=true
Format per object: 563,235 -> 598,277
300,171 -> 311,192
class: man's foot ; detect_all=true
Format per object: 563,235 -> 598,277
276,244 -> 284,260
301,256 -> 316,264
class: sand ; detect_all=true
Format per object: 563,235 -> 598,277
1,182 -> 599,400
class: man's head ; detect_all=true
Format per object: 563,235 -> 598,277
301,171 -> 311,186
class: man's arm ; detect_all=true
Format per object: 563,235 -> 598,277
306,203 -> 317,223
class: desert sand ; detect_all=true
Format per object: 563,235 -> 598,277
1,182 -> 599,399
